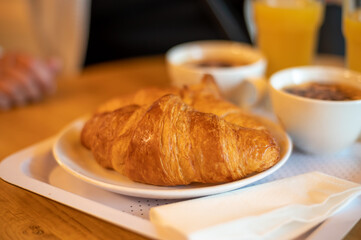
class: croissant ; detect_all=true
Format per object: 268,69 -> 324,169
81,92 -> 280,186
96,75 -> 267,130
180,75 -> 269,130
96,87 -> 180,113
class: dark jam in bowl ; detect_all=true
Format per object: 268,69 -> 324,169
283,82 -> 361,101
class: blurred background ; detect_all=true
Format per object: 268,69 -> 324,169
0,0 -> 344,74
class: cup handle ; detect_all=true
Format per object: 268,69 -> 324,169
233,76 -> 267,108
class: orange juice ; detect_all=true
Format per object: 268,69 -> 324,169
253,0 -> 324,76
344,10 -> 361,73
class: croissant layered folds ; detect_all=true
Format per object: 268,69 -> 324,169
81,77 -> 281,186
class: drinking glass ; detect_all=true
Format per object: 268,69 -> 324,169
252,0 -> 325,76
29,0 -> 90,75
343,0 -> 361,73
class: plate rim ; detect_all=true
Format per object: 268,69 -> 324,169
53,118 -> 292,199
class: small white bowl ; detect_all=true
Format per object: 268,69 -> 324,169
166,40 -> 267,106
270,66 -> 361,155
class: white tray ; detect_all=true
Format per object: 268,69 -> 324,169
1,137 -> 361,240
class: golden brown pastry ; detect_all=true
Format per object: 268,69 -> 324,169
81,104 -> 142,169
96,87 -> 180,113
81,91 -> 280,186
96,75 -> 267,130
181,75 -> 268,130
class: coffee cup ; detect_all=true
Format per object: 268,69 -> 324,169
270,66 -> 361,154
166,40 -> 267,107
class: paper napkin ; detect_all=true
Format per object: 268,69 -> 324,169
150,172 -> 361,240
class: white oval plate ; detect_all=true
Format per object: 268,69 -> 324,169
53,118 -> 292,199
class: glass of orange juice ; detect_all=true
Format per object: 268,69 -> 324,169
343,0 -> 361,73
252,0 -> 325,76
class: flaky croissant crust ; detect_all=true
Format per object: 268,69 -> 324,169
81,77 -> 280,186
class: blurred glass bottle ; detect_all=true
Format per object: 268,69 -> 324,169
29,0 -> 90,75
343,0 -> 361,73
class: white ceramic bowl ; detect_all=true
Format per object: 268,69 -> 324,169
270,66 -> 361,155
166,40 -> 267,106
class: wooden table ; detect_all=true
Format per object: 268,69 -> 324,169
0,55 -> 360,240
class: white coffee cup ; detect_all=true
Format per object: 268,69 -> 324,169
270,66 -> 361,155
166,40 -> 267,107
